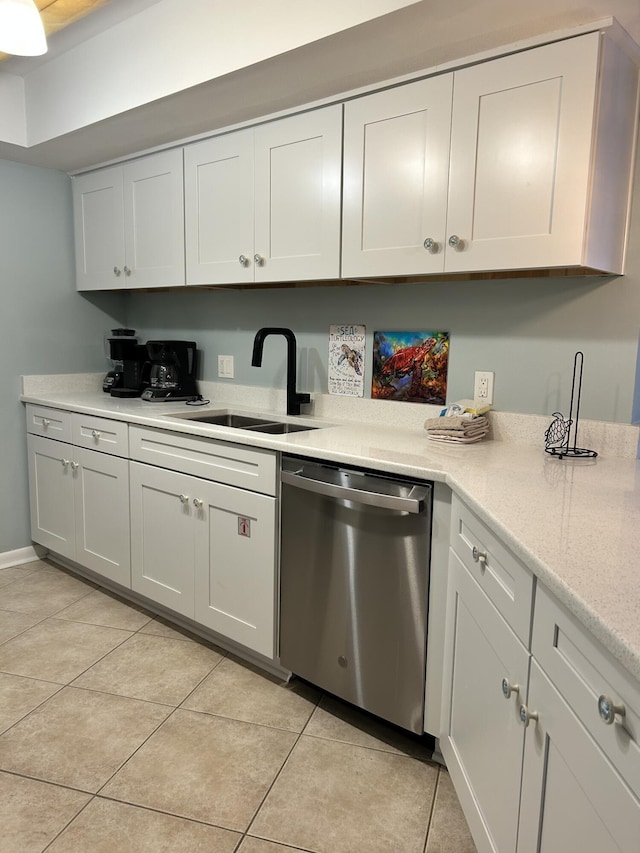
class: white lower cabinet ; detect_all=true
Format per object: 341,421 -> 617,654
129,447 -> 277,659
129,462 -> 196,617
441,549 -> 529,853
442,494 -> 640,853
518,661 -> 640,852
27,433 -> 131,586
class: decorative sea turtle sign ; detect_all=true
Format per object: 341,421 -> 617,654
372,331 -> 449,404
328,324 -> 366,397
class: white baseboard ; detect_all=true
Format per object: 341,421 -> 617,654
0,546 -> 41,569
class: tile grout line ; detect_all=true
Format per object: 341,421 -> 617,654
422,765 -> 442,853
238,688 -> 326,849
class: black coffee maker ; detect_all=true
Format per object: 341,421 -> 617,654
141,341 -> 198,402
103,330 -> 150,398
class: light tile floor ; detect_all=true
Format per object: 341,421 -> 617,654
0,559 -> 477,853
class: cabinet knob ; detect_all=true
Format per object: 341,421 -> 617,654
254,254 -> 265,267
519,704 -> 538,727
598,694 -> 626,725
472,546 -> 487,568
91,430 -> 101,440
448,234 -> 464,250
193,498 -> 203,508
42,419 -> 50,428
423,237 -> 439,254
238,254 -> 249,267
501,678 -> 520,699
70,461 -> 79,471
179,494 -> 189,504
61,458 -> 70,467
113,266 -> 122,276
124,266 -> 132,276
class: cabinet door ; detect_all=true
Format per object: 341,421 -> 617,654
517,661 -> 640,853
123,149 -> 186,288
441,550 -> 529,853
254,105 -> 342,282
194,480 -> 276,658
184,130 -> 255,285
130,462 -> 195,617
73,166 -> 125,291
74,448 -> 130,587
446,33 -> 600,272
342,76 -> 453,278
27,434 -> 76,560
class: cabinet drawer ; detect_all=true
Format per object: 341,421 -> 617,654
532,583 -> 640,798
25,404 -> 72,442
450,494 -> 534,645
129,426 -> 277,496
72,413 -> 129,457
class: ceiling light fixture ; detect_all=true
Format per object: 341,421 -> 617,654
0,0 -> 47,56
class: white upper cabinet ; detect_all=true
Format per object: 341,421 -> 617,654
342,75 -> 453,278
184,129 -> 255,285
73,166 -> 125,290
73,148 -> 185,290
185,104 -> 343,285
343,30 -> 639,278
253,107 -> 342,282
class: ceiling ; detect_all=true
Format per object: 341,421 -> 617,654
0,0 -> 639,174
0,0 -> 110,62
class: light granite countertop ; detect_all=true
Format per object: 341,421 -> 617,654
20,378 -> 640,686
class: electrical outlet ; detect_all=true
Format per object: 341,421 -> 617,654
218,355 -> 234,379
474,371 -> 494,404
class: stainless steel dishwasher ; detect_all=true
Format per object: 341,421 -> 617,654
280,456 -> 432,734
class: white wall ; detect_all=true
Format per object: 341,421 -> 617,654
20,0 -> 420,145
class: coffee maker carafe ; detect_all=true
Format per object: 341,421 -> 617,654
141,341 -> 198,402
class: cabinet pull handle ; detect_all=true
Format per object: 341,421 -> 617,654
193,498 -> 203,508
239,254 -> 249,267
501,678 -> 520,699
472,546 -> 487,569
448,234 -> 464,250
253,253 -> 265,267
42,418 -> 50,428
113,266 -> 122,276
61,458 -> 70,467
423,237 -> 439,254
179,494 -> 189,504
124,266 -> 132,276
519,704 -> 538,727
91,430 -> 101,440
598,694 -> 626,725
70,461 -> 79,471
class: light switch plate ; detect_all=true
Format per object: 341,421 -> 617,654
218,355 -> 234,379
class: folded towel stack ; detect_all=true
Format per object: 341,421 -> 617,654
424,414 -> 490,444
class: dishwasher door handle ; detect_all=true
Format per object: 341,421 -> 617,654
281,470 -> 429,514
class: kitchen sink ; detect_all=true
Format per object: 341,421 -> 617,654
168,411 -> 320,433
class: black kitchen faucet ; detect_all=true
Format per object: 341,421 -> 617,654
251,328 -> 311,416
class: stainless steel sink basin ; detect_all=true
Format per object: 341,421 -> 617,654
250,422 -> 317,434
183,413 -> 274,428
169,411 -> 320,434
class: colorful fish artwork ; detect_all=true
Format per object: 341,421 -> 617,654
372,331 -> 449,404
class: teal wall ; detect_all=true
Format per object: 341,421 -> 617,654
128,271 -> 640,426
0,159 -> 125,553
